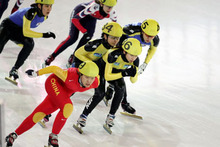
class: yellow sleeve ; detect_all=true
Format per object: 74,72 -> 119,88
104,63 -> 123,81
23,15 -> 43,38
144,46 -> 157,64
74,46 -> 91,62
37,66 -> 68,82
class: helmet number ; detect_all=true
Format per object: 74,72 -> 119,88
123,41 -> 132,50
142,21 -> 149,29
79,62 -> 86,69
103,24 -> 113,33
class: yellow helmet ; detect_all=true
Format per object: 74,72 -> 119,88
122,38 -> 142,56
141,19 -> 160,36
100,0 -> 117,7
78,61 -> 99,77
102,22 -> 123,37
35,0 -> 54,4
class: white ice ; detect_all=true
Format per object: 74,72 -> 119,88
0,0 -> 220,147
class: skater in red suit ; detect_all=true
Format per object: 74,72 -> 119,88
5,61 -> 99,147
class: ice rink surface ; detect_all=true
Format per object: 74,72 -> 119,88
0,0 -> 220,147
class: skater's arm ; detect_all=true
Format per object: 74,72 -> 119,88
144,36 -> 159,64
22,8 -> 44,38
74,47 -> 92,62
37,66 -> 67,82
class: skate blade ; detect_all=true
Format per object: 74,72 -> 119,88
38,120 -> 46,128
103,124 -> 112,134
5,77 -> 18,85
120,112 -> 143,120
103,97 -> 109,106
73,124 -> 83,134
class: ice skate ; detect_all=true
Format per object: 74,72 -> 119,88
42,55 -> 54,68
73,114 -> 87,134
5,132 -> 17,147
44,133 -> 59,147
38,114 -> 52,128
103,85 -> 114,106
121,103 -> 142,119
66,54 -> 75,68
103,114 -> 115,134
5,67 -> 19,85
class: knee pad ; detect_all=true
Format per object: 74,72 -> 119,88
32,112 -> 46,123
63,103 -> 73,118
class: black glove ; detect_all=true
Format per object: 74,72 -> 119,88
121,65 -> 137,77
83,32 -> 92,40
43,32 -> 56,39
25,69 -> 38,78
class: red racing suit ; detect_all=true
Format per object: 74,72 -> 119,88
14,66 -> 99,135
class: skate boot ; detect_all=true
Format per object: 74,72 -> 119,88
38,114 -> 52,128
105,114 -> 115,127
5,67 -> 19,85
103,114 -> 115,134
66,54 -> 75,68
121,102 -> 136,114
44,114 -> 52,122
9,67 -> 19,80
103,85 -> 114,106
47,133 -> 58,147
42,55 -> 54,68
77,114 -> 87,127
5,132 -> 17,147
73,114 -> 87,134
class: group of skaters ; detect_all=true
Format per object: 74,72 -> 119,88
0,0 -> 160,146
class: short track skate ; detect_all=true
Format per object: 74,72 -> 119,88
103,124 -> 112,134
38,120 -> 46,128
120,112 -> 143,120
5,76 -> 18,85
73,124 -> 83,134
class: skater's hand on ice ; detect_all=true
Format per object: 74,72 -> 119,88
25,69 -> 38,78
43,32 -> 56,39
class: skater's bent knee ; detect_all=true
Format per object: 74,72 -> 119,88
63,103 -> 73,118
33,112 -> 46,123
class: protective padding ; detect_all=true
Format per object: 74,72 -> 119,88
63,103 -> 73,118
33,112 -> 46,123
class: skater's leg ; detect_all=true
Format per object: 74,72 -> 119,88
15,95 -> 56,135
43,26 -> 79,67
13,38 -> 34,69
82,75 -> 105,116
0,19 -> 10,53
108,78 -> 126,115
0,0 -> 9,19
52,98 -> 73,134
76,73 -> 105,127
67,18 -> 96,67
121,86 -> 136,114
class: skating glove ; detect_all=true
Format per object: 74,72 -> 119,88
43,32 -> 56,39
138,63 -> 147,75
25,69 -> 38,78
83,32 -> 92,40
121,65 -> 137,77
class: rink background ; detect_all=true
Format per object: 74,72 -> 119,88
0,0 -> 220,147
